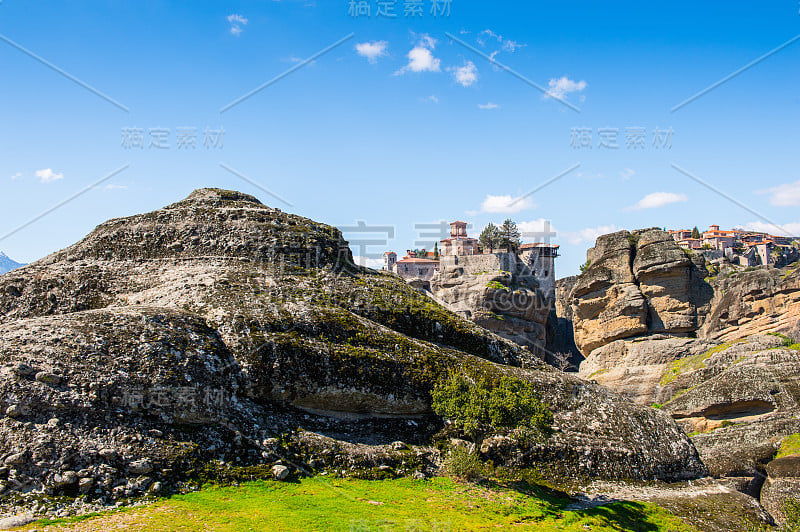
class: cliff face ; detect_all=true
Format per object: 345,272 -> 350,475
570,229 -> 711,356
567,227 -> 800,522
0,190 -> 706,513
429,253 -> 552,357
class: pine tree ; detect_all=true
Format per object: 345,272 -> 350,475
479,223 -> 500,253
691,226 -> 701,239
499,219 -> 521,252
433,242 -> 439,259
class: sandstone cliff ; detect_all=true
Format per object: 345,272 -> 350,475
570,229 -> 712,356
0,190 -> 705,518
568,227 -> 800,523
429,253 -> 551,357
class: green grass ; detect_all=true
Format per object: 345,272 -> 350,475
486,280 -> 509,291
660,343 -> 731,386
26,477 -> 697,532
778,433 -> 800,459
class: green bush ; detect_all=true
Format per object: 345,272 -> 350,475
431,374 -> 553,441
783,498 -> 800,531
443,446 -> 486,481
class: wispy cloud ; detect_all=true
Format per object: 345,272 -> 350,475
35,168 -> 63,184
420,95 -> 439,104
480,194 -> 534,214
743,220 -> 800,237
355,41 -> 388,63
620,168 -> 635,180
757,180 -> 800,207
561,224 -> 622,245
518,219 -> 557,241
627,192 -> 687,211
227,14 -> 248,36
104,184 -> 128,191
10,172 -> 22,180
449,61 -> 478,87
476,29 -> 525,64
478,102 -> 499,110
394,34 -> 440,75
544,76 -> 587,101
353,255 -> 383,269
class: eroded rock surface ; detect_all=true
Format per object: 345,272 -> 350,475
0,189 -> 706,518
570,229 -> 712,357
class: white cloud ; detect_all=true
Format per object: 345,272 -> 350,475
757,180 -> 800,207
627,192 -> 687,211
35,168 -> 63,183
478,102 -> 499,110
620,168 -> 635,180
353,256 -> 384,269
502,39 -> 523,53
394,34 -> 440,75
449,61 -> 478,87
561,225 -> 622,245
417,34 -> 437,49
480,194 -> 534,214
227,14 -> 248,35
544,76 -> 587,101
355,41 -> 388,63
420,95 -> 439,104
10,172 -> 22,180
518,219 -> 557,241
104,184 -> 128,191
742,221 -> 800,237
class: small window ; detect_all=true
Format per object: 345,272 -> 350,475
544,270 -> 549,277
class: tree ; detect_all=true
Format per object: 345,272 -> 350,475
551,352 -> 572,372
479,223 -> 501,253
433,242 -> 439,259
499,219 -> 521,252
431,374 -> 553,443
691,226 -> 701,239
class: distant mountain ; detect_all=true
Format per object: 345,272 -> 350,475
0,252 -> 24,274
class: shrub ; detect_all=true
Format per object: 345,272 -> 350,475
579,259 -> 591,273
431,374 -> 553,442
783,498 -> 800,531
443,446 -> 485,481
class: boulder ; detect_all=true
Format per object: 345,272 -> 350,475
271,464 -> 290,481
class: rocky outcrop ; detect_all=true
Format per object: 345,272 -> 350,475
702,266 -> 800,342
0,189 -> 706,517
578,335 -> 717,404
430,253 -> 551,357
570,229 -> 712,356
761,454 -> 800,526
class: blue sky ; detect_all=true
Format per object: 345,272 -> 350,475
1,1 -> 799,276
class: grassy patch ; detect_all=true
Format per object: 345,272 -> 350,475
25,477 -> 697,532
778,433 -> 800,459
660,343 -> 730,386
588,368 -> 609,379
486,280 -> 509,291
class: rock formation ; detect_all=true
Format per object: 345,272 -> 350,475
570,229 -> 712,356
0,190 -> 706,518
429,252 -> 552,358
566,226 -> 800,523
